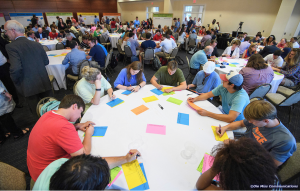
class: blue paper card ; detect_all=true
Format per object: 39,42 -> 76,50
122,90 -> 132,95
231,62 -> 239,65
216,64 -> 220,67
48,54 -> 57,56
177,112 -> 189,126
151,88 -> 163,96
83,126 -> 108,137
106,98 -> 124,107
131,163 -> 149,190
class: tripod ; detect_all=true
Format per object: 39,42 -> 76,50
235,25 -> 242,37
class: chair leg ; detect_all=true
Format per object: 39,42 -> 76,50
54,78 -> 60,90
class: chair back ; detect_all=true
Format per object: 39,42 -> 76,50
144,48 -> 154,61
0,162 -> 26,190
186,56 -> 190,68
173,33 -> 179,41
43,45 -> 49,52
103,53 -> 111,69
100,35 -> 106,43
249,84 -> 272,100
117,43 -> 124,53
124,45 -> 132,57
56,43 -> 64,50
170,47 -> 179,58
278,143 -> 300,184
279,89 -> 300,106
188,38 -> 196,46
204,39 -> 211,48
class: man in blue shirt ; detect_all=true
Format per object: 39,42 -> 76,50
27,31 -> 36,41
86,37 -> 106,67
105,17 -> 110,25
127,32 -> 140,62
62,40 -> 86,76
94,16 -> 100,25
32,24 -> 39,32
133,17 -> 140,28
173,18 -> 180,32
188,70 -> 250,123
34,28 -> 47,40
139,33 -> 159,62
189,46 -> 213,75
187,16 -> 194,33
187,61 -> 221,94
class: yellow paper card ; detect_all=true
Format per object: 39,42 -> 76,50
53,55 -> 64,57
142,95 -> 158,103
122,160 -> 147,190
161,87 -> 173,92
211,126 -> 229,141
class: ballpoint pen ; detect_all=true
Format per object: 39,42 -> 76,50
158,104 -> 164,110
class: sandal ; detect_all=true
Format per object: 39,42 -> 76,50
5,133 -> 11,138
14,128 -> 30,140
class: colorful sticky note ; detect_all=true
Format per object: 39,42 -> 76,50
108,170 -> 122,187
146,124 -> 166,135
122,90 -> 133,95
177,112 -> 189,126
83,126 -> 108,137
166,97 -> 183,105
202,153 -> 220,181
197,156 -> 205,173
150,88 -> 163,96
161,87 -> 173,92
211,126 -> 229,141
122,160 -> 147,190
109,167 -> 122,184
142,95 -> 158,103
53,54 -> 64,57
131,163 -> 149,190
131,105 -> 149,115
48,54 -> 57,56
216,64 -> 220,67
274,71 -> 283,75
61,53 -> 68,56
230,62 -> 239,65
187,101 -> 202,111
107,98 -> 124,107
163,91 -> 175,96
228,64 -> 237,67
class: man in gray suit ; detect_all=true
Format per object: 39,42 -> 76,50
4,20 -> 52,119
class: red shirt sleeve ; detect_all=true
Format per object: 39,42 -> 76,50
56,123 -> 83,154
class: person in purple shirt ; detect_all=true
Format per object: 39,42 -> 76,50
239,37 -> 251,56
199,30 -> 212,48
114,61 -> 146,92
239,54 -> 274,94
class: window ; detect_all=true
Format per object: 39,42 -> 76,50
146,7 -> 159,19
183,5 -> 204,22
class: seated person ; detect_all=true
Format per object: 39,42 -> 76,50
276,38 -> 286,49
126,32 -> 140,62
153,30 -> 162,41
155,35 -> 176,59
196,137 -> 280,190
222,39 -> 240,58
251,35 -> 261,44
32,24 -> 39,32
240,54 -> 274,94
217,100 -> 296,167
239,37 -> 251,55
64,33 -> 80,48
210,29 -> 216,40
139,33 -> 159,62
187,61 -> 221,94
75,66 -> 115,109
291,37 -> 299,48
177,27 -> 186,45
242,44 -> 257,59
86,37 -> 106,67
62,40 -> 86,76
198,26 -> 206,35
189,46 -> 213,75
79,35 -> 90,49
207,40 -> 219,60
272,48 -> 300,87
114,61 -> 146,92
27,95 -> 96,182
189,29 -> 197,41
150,60 -> 187,93
34,27 -> 47,40
49,29 -> 58,39
199,30 -> 211,48
259,40 -> 279,58
281,42 -> 293,59
188,70 -> 250,122
264,49 -> 284,67
90,24 -> 96,33
93,27 -> 101,37
34,153 -> 141,190
57,30 -> 65,38
27,31 -> 36,41
141,28 -> 150,40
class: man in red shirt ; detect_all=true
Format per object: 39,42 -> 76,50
153,30 -> 162,41
49,29 -> 58,39
27,94 -> 141,183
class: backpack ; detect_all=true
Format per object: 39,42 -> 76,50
110,52 -> 118,69
159,57 -> 167,66
175,55 -> 185,65
40,100 -> 60,117
152,56 -> 162,71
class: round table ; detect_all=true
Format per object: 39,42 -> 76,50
40,39 -> 60,51
110,33 -> 122,48
214,58 -> 284,93
79,84 -> 234,190
46,49 -> 71,90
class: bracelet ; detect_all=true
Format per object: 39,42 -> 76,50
96,88 -> 101,91
138,84 -> 142,88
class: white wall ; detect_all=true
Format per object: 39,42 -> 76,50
283,0 -> 300,40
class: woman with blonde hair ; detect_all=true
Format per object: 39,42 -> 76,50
163,25 -> 168,33
101,28 -> 110,42
75,66 -> 115,109
239,54 -> 274,94
242,44 -> 257,58
114,61 -> 146,92
222,40 -> 241,58
272,48 -> 300,87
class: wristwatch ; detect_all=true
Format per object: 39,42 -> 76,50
138,84 -> 142,88
96,88 -> 101,91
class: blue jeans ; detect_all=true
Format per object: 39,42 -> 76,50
131,56 -> 139,62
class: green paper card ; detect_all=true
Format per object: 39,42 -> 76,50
110,166 -> 122,184
197,156 -> 204,173
166,97 -> 183,105
274,71 -> 283,75
229,64 -> 237,67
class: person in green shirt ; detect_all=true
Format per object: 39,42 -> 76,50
115,23 -> 123,34
150,60 -> 187,93
93,27 -> 101,37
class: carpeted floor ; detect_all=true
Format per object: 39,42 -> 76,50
0,48 -> 299,189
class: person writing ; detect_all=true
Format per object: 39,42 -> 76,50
188,70 -> 250,122
222,40 -> 240,58
114,61 -> 146,92
150,61 -> 187,93
242,44 -> 257,59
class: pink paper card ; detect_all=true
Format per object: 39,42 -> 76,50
146,124 -> 166,135
202,153 -> 219,181
108,170 -> 123,187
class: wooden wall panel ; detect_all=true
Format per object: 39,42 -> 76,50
0,0 -> 118,25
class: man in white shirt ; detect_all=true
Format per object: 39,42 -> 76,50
195,18 -> 202,34
183,17 -> 188,26
155,34 -> 176,59
290,37 -> 299,48
264,50 -> 284,67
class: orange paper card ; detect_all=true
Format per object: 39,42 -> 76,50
187,101 -> 202,111
131,105 -> 149,115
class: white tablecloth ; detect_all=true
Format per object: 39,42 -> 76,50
214,58 -> 284,93
185,36 -> 203,50
79,84 -> 233,190
40,40 -> 60,51
109,34 -> 122,48
46,49 -> 71,90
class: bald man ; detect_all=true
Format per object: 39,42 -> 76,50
34,27 -> 48,40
